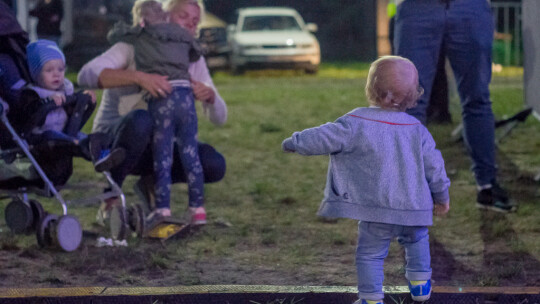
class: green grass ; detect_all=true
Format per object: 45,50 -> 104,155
1,64 -> 539,289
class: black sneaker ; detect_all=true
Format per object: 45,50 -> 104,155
476,183 -> 516,213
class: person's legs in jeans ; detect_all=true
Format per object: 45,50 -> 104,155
394,0 -> 446,124
398,225 -> 432,301
397,226 -> 432,281
356,221 -> 393,301
445,0 -> 496,187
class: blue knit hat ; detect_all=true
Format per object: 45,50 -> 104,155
26,39 -> 65,83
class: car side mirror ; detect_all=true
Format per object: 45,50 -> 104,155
227,24 -> 236,33
306,23 -> 318,33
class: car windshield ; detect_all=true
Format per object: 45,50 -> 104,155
241,15 -> 302,32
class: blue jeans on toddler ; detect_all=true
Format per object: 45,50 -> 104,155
147,86 -> 204,210
356,221 -> 432,301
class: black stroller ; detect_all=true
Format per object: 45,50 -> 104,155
0,4 -> 144,251
0,93 -> 148,251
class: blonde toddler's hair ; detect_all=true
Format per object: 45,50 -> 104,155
365,55 -> 424,111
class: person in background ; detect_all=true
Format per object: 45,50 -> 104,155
394,0 -> 515,212
282,56 -> 450,304
29,0 -> 64,45
77,0 -> 227,226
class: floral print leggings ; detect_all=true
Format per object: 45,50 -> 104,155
147,86 -> 204,209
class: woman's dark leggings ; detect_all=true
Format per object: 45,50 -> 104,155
109,109 -> 226,187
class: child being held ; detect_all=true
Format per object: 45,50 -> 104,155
107,0 -> 205,222
26,39 -> 124,172
282,56 -> 451,304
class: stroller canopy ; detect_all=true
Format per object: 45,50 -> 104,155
0,2 -> 32,85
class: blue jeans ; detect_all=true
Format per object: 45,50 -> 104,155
147,86 -> 204,209
394,0 -> 496,186
356,222 -> 431,301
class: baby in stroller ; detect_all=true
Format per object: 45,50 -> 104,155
1,4 -> 140,251
22,39 -> 126,174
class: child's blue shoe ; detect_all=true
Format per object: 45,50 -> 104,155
408,279 -> 432,302
353,300 -> 384,304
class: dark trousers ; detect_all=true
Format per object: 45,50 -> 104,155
395,0 -> 496,185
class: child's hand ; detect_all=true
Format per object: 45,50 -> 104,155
434,202 -> 450,216
83,90 -> 97,104
51,94 -> 66,106
136,71 -> 171,98
282,138 -> 296,153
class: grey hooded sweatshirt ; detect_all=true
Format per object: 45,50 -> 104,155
282,107 -> 450,226
107,21 -> 202,81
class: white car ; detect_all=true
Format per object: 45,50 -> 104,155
227,7 -> 321,74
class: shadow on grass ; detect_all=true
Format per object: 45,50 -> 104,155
477,151 -> 540,286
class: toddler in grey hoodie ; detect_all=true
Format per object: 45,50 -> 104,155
282,56 -> 450,304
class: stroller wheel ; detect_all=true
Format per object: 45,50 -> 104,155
110,204 -> 127,240
128,204 -> 145,238
5,199 -> 33,234
54,215 -> 82,252
29,199 -> 45,231
37,214 -> 58,247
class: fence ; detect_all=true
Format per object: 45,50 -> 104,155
491,1 -> 522,66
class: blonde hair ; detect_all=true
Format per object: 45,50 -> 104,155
132,0 -> 168,26
162,0 -> 205,25
365,56 -> 424,111
162,0 -> 198,12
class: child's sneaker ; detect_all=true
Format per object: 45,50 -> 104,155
408,279 -> 432,302
94,148 -> 126,173
353,300 -> 384,304
190,207 -> 207,225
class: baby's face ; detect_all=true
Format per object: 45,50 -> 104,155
39,59 -> 65,91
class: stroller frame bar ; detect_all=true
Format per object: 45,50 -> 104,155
1,113 -> 68,215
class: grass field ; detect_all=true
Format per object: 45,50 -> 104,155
1,63 -> 539,293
